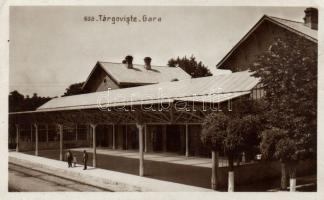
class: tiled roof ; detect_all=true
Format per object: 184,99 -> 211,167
98,62 -> 191,85
36,71 -> 259,112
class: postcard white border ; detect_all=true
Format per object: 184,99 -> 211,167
0,0 -> 323,200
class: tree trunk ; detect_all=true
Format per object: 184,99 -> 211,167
228,155 -> 234,192
211,151 -> 219,190
289,163 -> 297,192
280,162 -> 288,191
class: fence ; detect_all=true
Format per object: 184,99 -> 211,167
216,159 -> 316,188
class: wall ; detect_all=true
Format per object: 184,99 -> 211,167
116,125 -> 124,149
83,65 -> 120,93
18,140 -> 89,152
145,125 -> 154,152
96,73 -> 120,92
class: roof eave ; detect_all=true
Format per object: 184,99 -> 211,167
216,15 -> 269,69
81,61 -> 101,91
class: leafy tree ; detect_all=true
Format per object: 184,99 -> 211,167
62,82 -> 85,97
201,98 -> 262,191
168,55 -> 212,78
251,35 -> 317,191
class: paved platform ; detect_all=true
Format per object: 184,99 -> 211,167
9,152 -> 212,192
72,147 -> 225,168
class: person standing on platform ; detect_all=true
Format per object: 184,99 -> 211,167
67,150 -> 73,168
65,150 -> 71,168
83,150 -> 88,170
73,155 -> 77,167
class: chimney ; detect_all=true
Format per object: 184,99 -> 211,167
303,7 -> 318,30
121,59 -> 127,69
144,57 -> 152,70
125,55 -> 133,69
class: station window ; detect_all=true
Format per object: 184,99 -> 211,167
251,83 -> 265,100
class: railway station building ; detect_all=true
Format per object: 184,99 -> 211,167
9,8 -> 317,184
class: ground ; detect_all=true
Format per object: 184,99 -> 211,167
9,163 -> 109,192
19,149 -> 316,191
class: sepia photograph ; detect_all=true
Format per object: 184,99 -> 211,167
2,1 -> 320,197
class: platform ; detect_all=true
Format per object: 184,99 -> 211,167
72,147 -> 226,168
9,152 -> 212,192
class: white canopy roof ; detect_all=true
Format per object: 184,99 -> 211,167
36,71 -> 260,112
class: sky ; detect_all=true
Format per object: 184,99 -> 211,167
9,6 -> 306,97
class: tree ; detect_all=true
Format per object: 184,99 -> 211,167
62,82 -> 85,97
9,90 -> 52,112
201,112 -> 229,190
167,55 -> 212,78
9,90 -> 24,112
251,35 -> 317,191
201,98 -> 262,191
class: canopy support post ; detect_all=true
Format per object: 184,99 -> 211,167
34,124 -> 38,156
185,124 -> 189,157
15,124 -> 20,152
46,124 -> 49,143
144,125 -> 147,153
58,124 -> 63,161
162,125 -> 167,152
112,124 -> 116,150
91,124 -> 97,168
75,124 -> 78,141
137,123 -> 144,176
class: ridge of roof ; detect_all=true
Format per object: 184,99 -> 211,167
82,60 -> 191,90
99,61 -> 191,83
266,15 -> 304,25
98,61 -> 170,68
